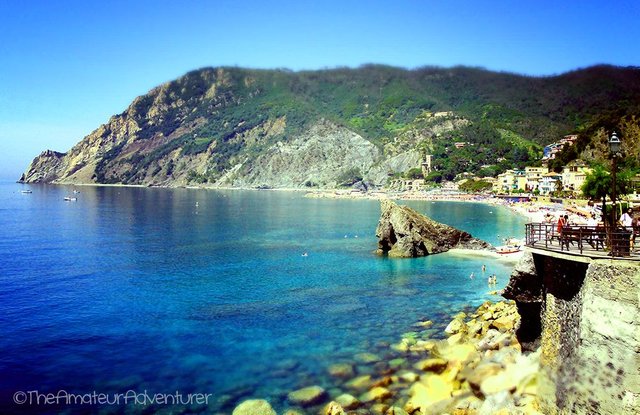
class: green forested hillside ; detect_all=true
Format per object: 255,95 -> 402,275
21,64 -> 640,186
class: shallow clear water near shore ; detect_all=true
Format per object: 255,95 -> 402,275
0,183 -> 527,413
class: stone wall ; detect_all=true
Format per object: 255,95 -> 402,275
504,251 -> 640,414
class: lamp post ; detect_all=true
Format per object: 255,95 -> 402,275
610,132 -> 621,225
609,132 -> 621,253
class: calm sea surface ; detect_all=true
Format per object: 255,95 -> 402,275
0,183 -> 527,414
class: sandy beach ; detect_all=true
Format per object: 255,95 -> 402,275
305,189 -> 594,225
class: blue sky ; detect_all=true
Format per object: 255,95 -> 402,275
1,0 -> 639,179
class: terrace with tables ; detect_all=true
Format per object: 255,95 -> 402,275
525,223 -> 640,260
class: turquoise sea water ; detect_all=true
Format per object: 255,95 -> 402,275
0,183 -> 527,414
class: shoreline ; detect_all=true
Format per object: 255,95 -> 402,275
19,181 -> 548,223
304,189 -> 546,223
232,299 -> 541,415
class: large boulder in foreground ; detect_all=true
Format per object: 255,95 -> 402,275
376,199 -> 491,257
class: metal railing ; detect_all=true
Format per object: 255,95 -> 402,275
525,223 -> 637,258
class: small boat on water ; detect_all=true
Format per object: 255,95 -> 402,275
496,237 -> 523,254
73,190 -> 80,194
496,245 -> 522,254
21,190 -> 33,194
63,196 -> 77,202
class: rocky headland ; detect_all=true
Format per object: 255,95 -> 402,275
375,199 -> 492,258
19,65 -> 640,190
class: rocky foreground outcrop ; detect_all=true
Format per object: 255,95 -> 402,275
376,199 -> 492,257
233,300 -> 542,415
503,251 -> 640,414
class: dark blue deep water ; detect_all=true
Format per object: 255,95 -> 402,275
0,183 -> 526,414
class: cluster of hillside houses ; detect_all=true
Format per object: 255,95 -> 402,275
395,134 -> 594,195
490,161 -> 589,194
395,160 -> 591,195
542,134 -> 578,161
491,134 -> 588,194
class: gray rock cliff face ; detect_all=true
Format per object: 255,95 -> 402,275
219,120 -> 382,188
375,199 -> 492,257
17,68 -> 466,189
19,150 -> 66,183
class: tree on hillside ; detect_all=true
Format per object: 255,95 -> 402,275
620,116 -> 640,168
458,179 -> 493,193
405,167 -> 424,179
582,165 -> 610,222
582,164 -> 633,225
585,127 -> 611,166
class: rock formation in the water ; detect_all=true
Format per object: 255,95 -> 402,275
375,199 -> 492,257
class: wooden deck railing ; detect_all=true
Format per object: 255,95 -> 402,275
525,223 -> 637,258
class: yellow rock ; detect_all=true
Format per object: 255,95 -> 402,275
415,320 -> 433,328
447,332 -> 465,345
386,406 -> 409,415
480,371 -> 517,395
491,315 -> 516,332
515,372 -> 539,396
398,371 -> 420,383
440,361 -> 462,383
414,357 -> 448,373
388,357 -> 407,369
328,363 -> 355,378
334,393 -> 360,410
466,362 -> 503,394
322,401 -> 345,415
372,376 -> 393,388
371,403 -> 390,415
467,321 -> 484,335
344,375 -> 372,391
232,399 -> 277,415
438,343 -> 478,363
287,386 -> 327,407
405,374 -> 453,413
390,339 -> 411,352
445,318 -> 465,335
414,339 -> 437,351
359,386 -> 393,403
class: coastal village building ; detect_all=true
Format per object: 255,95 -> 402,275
494,171 -> 512,193
490,160 -> 594,196
495,169 -> 526,193
539,172 -> 563,195
524,166 -> 549,192
561,160 -> 591,193
542,134 -> 578,162
515,172 -> 527,192
421,154 -> 433,177
398,179 -> 426,191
